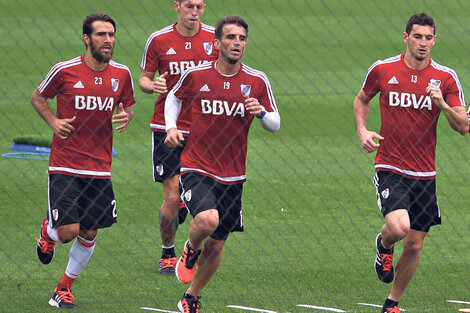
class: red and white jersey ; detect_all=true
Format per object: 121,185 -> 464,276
141,23 -> 218,133
38,55 -> 136,179
362,54 -> 465,179
173,62 -> 278,184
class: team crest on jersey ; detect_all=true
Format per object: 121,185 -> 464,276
184,190 -> 192,202
203,42 -> 213,55
52,209 -> 59,221
240,84 -> 252,98
430,79 -> 441,88
111,78 -> 120,92
156,165 -> 164,176
381,188 -> 390,199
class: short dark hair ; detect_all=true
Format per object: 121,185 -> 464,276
82,13 -> 116,37
406,12 -> 435,35
175,0 -> 206,3
215,15 -> 248,40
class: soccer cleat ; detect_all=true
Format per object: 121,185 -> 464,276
375,233 -> 394,283
178,293 -> 201,313
158,257 -> 178,275
35,217 -> 56,265
48,287 -> 76,309
175,240 -> 201,284
381,306 -> 400,313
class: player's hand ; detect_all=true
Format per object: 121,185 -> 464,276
426,83 -> 446,109
165,127 -> 184,148
112,103 -> 131,133
153,71 -> 169,94
51,116 -> 76,139
244,97 -> 263,117
357,128 -> 384,153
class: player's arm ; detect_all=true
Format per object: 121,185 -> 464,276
31,88 -> 75,139
353,89 -> 384,153
426,84 -> 468,136
245,97 -> 280,132
442,105 -> 467,136
259,110 -> 281,133
164,89 -> 184,147
139,69 -> 168,94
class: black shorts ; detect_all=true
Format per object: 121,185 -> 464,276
48,174 -> 117,230
179,172 -> 244,241
373,171 -> 441,232
152,131 -> 187,182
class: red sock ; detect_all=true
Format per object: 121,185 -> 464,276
56,274 -> 75,290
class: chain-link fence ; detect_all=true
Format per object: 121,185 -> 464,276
2,1 -> 470,312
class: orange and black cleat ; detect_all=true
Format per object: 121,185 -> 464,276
382,306 -> 400,313
175,240 -> 201,284
49,286 -> 76,309
35,217 -> 56,265
375,233 -> 394,283
178,293 -> 201,313
158,256 -> 178,275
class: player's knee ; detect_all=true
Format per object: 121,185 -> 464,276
404,243 -> 422,257
403,236 -> 424,254
163,177 -> 182,208
79,229 -> 97,241
57,225 -> 80,243
163,190 -> 182,210
386,217 -> 410,238
204,238 -> 225,256
395,225 -> 409,239
194,210 -> 219,233
393,227 -> 409,241
167,194 -> 182,209
384,224 -> 409,242
384,209 -> 411,240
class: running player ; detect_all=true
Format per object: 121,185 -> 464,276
165,15 -> 281,313
139,0 -> 218,275
353,12 -> 467,313
32,13 -> 135,308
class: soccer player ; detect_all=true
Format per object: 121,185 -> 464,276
353,12 -> 467,313
165,15 -> 281,313
139,0 -> 218,275
32,13 -> 135,308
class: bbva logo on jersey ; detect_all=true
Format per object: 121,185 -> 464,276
388,92 -> 432,111
169,60 -> 211,75
201,99 -> 245,117
75,95 -> 114,111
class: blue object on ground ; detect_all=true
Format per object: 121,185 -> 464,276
2,143 -> 117,160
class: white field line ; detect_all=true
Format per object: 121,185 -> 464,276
357,303 -> 406,311
448,300 -> 470,305
357,303 -> 382,308
140,307 -> 179,313
297,304 -> 346,312
227,305 -> 277,313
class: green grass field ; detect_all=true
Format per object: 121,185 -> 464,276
2,0 -> 470,312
